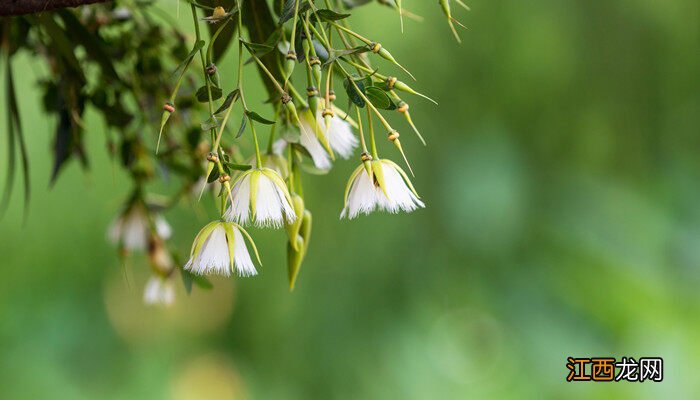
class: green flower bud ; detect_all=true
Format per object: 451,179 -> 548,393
285,194 -> 305,251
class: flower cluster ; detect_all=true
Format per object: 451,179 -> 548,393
97,0 -> 468,305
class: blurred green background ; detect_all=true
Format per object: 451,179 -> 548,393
1,0 -> 699,398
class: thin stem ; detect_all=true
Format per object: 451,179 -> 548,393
366,106 -> 378,158
191,5 -> 215,119
329,22 -> 371,45
246,48 -> 285,95
286,0 -> 300,85
251,122 -> 263,168
266,105 -> 280,153
355,106 -> 368,155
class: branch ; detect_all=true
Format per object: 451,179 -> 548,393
0,0 -> 111,16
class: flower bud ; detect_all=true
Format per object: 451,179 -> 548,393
287,236 -> 305,290
309,56 -> 322,87
285,194 -> 305,251
287,210 -> 312,290
285,51 -> 297,80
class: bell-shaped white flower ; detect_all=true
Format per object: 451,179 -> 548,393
143,275 -> 175,306
184,221 -> 260,277
108,203 -> 171,250
296,111 -> 333,169
224,168 -> 296,228
341,159 -> 425,219
319,112 -> 358,159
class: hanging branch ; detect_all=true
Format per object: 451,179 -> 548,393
0,0 -> 111,16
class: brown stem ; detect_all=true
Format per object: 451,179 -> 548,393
0,0 -> 111,16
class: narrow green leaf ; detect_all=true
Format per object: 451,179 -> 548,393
213,89 -> 240,114
196,85 -> 223,102
241,39 -> 276,57
207,167 -> 220,183
236,115 -> 248,138
246,110 -> 276,125
172,40 -> 206,78
310,9 -> 351,22
279,0 -> 313,24
225,162 -> 253,171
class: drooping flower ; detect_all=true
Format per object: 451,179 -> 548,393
144,234 -> 176,306
143,275 -> 175,306
184,221 -> 260,277
320,112 -> 358,159
283,110 -> 333,170
273,110 -> 358,169
224,168 -> 296,228
108,203 -> 171,251
341,158 -> 425,219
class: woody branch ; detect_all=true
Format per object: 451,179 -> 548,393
0,0 -> 111,17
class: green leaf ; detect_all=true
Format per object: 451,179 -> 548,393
207,166 -> 220,183
343,76 -> 366,108
246,110 -> 276,125
324,45 -> 369,65
196,85 -> 223,102
214,89 -> 241,114
225,162 -> 253,171
279,0 -> 313,24
0,59 -> 30,220
310,9 -> 351,23
241,39 -> 276,57
172,40 -> 206,78
366,86 -> 394,110
342,0 -> 372,8
236,115 -> 248,138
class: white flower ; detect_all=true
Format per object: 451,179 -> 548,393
319,112 -> 358,159
224,168 -> 296,228
274,110 -> 358,169
297,111 -> 333,169
143,275 -> 175,306
108,203 -> 171,250
184,221 -> 260,277
341,159 -> 425,219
